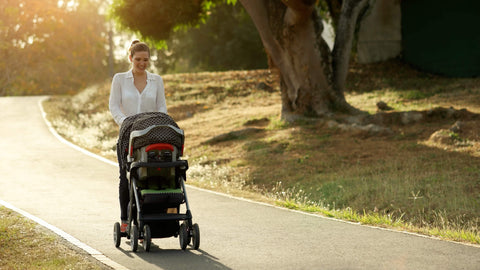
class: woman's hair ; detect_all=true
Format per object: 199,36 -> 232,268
128,40 -> 150,57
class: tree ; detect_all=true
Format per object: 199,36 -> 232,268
111,0 -> 369,119
0,0 -> 108,96
157,2 -> 267,73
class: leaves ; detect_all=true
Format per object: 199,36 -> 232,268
111,0 -> 207,40
157,2 -> 267,73
0,0 -> 108,96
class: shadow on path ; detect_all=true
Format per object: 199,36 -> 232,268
116,241 -> 232,270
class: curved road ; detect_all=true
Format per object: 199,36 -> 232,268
0,96 -> 478,270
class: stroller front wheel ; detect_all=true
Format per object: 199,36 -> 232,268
113,222 -> 121,248
191,223 -> 200,250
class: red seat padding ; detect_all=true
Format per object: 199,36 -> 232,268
145,143 -> 174,152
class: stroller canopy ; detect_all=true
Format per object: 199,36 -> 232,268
118,112 -> 183,168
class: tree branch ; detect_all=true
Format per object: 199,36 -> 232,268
331,0 -> 369,93
324,0 -> 343,27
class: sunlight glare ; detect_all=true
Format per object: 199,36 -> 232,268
57,0 -> 78,10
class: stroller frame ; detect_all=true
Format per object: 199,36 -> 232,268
114,124 -> 200,252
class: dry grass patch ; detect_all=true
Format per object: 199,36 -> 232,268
42,62 -> 480,244
0,207 -> 109,269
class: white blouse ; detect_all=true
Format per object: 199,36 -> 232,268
109,69 -> 167,126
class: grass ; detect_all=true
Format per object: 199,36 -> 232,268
41,60 -> 480,247
0,207 -> 108,270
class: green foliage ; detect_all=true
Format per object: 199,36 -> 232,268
110,1 -> 266,73
110,0 -> 210,41
109,0 -> 339,73
156,2 -> 267,73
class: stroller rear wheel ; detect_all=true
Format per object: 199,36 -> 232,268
113,222 -> 121,248
191,223 -> 200,250
130,224 -> 139,252
143,225 -> 152,252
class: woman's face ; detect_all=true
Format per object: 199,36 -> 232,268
129,51 -> 149,73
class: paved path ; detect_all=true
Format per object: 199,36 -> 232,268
0,96 -> 478,270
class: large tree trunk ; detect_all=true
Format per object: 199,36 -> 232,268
240,0 -> 367,120
332,0 -> 369,95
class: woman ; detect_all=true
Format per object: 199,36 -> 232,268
109,40 -> 167,232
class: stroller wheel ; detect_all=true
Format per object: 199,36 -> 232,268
143,225 -> 152,252
179,223 -> 188,250
191,223 -> 200,250
130,224 -> 139,252
113,222 -> 121,248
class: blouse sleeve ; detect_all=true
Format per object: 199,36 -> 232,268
156,75 -> 168,114
109,74 -> 127,126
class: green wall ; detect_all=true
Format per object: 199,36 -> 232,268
402,0 -> 480,77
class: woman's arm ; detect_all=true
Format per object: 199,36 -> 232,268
109,74 -> 127,125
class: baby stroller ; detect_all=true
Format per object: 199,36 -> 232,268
113,112 -> 200,252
